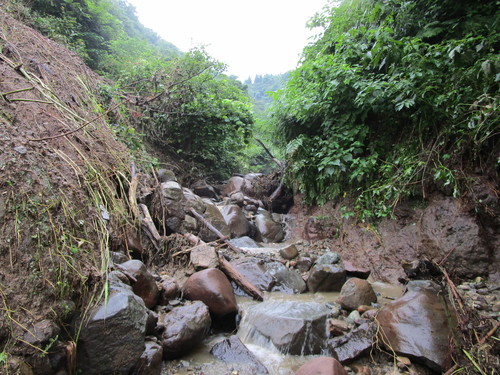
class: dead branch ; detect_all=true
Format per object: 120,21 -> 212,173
128,163 -> 140,222
218,252 -> 264,301
189,208 -> 243,254
139,203 -> 161,251
254,138 -> 282,168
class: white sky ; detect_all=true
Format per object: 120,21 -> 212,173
126,0 -> 328,81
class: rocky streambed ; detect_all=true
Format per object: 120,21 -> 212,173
27,171 -> 499,374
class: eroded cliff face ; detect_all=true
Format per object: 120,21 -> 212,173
288,187 -> 499,284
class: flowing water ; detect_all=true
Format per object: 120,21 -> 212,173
161,283 -> 403,375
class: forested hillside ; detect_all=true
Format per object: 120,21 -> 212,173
7,0 -> 256,179
272,0 -> 499,220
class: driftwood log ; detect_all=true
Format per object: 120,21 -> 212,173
189,208 -> 244,254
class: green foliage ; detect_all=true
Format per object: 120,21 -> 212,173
24,0 -> 181,74
129,49 -> 254,179
272,0 -> 499,219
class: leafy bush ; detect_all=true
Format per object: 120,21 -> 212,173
272,0 -> 499,219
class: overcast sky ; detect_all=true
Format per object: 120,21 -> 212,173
126,0 -> 329,81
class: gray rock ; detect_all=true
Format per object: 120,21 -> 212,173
307,261 -> 346,293
197,203 -> 230,242
130,339 -> 163,375
230,258 -> 276,295
317,252 -> 341,265
190,244 -> 219,269
77,288 -> 149,374
239,300 -> 330,355
222,176 -> 245,196
329,323 -> 376,364
157,301 -> 211,358
229,236 -> 262,248
161,181 -> 183,201
191,179 -> 218,199
210,335 -> 268,374
157,169 -> 176,183
183,188 -> 207,214
118,260 -> 159,309
255,208 -> 285,243
265,262 -> 307,294
220,204 -> 250,238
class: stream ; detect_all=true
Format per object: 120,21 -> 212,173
161,282 -> 403,375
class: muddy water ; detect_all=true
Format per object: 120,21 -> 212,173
161,283 -> 403,375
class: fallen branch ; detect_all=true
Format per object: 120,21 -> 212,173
129,163 -> 140,222
139,203 -> 161,251
269,182 -> 284,201
218,252 -> 264,301
189,208 -> 243,254
254,138 -> 282,169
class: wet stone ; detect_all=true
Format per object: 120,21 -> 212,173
210,335 -> 269,374
328,323 -> 376,364
239,300 -> 330,355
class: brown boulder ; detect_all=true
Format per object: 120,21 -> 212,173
182,268 -> 238,316
376,282 -> 451,372
119,260 -> 159,309
295,357 -> 348,375
336,278 -> 377,311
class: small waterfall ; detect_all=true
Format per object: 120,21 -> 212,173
237,298 -> 332,356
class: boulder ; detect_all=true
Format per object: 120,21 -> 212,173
295,357 -> 348,375
191,179 -> 218,199
223,176 -> 245,196
157,301 -> 211,359
161,181 -> 183,201
279,244 -> 299,260
197,202 -> 230,242
130,339 -> 163,375
210,335 -> 269,374
336,278 -> 377,311
77,286 -> 149,374
255,208 -> 285,243
118,260 -> 159,309
182,268 -> 238,317
220,204 -> 250,238
183,188 -> 207,214
343,261 -> 371,279
307,252 -> 346,292
328,323 -> 375,364
157,169 -> 176,183
190,244 -> 219,270
376,282 -> 451,372
265,262 -> 307,294
230,258 -> 276,294
158,277 -> 179,305
239,301 -> 330,355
